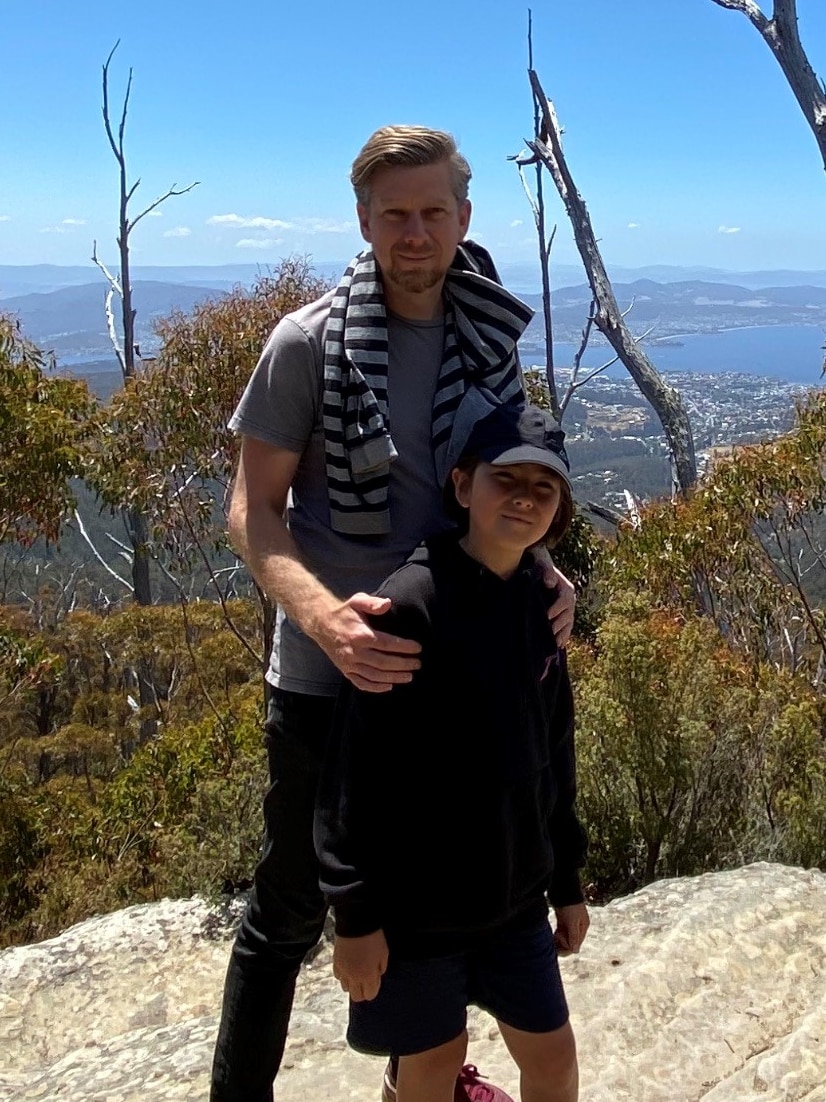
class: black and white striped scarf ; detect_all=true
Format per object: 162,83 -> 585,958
322,241 -> 534,535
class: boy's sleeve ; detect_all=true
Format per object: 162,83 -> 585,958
547,652 -> 589,908
313,594 -> 431,937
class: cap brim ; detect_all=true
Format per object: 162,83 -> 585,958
485,445 -> 572,491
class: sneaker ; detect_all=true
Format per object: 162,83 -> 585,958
381,1059 -> 515,1102
455,1064 -> 515,1102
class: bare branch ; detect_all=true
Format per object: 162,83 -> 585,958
516,163 -> 540,224
171,472 -> 262,665
710,0 -> 826,172
91,239 -> 122,295
131,181 -> 200,230
101,42 -> 124,165
118,68 -> 133,156
73,509 -> 133,593
709,0 -> 769,31
584,500 -> 625,527
125,178 -> 141,205
525,65 -> 697,490
91,241 -> 126,373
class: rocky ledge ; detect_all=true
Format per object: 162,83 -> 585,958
1,863 -> 825,1101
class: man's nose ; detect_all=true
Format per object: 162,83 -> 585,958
402,212 -> 427,240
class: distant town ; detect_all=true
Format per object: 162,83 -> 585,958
534,366 -> 817,512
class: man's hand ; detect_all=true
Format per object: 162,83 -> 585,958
541,562 -> 576,649
553,902 -> 590,956
311,593 -> 421,693
333,930 -> 389,1001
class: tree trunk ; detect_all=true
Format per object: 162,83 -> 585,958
710,0 -> 826,172
527,69 -> 698,492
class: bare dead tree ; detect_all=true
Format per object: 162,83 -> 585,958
93,38 -> 198,608
509,10 -> 560,417
92,41 -> 198,747
710,0 -> 826,172
92,40 -> 199,608
519,66 -> 698,494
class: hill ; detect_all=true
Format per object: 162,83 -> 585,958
6,276 -> 826,368
1,281 -> 220,359
520,280 -> 826,344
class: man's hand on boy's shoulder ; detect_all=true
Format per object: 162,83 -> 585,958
553,902 -> 590,956
332,929 -> 389,1001
310,592 -> 421,694
534,550 -> 576,648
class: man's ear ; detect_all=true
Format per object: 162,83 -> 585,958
459,199 -> 472,239
357,202 -> 372,243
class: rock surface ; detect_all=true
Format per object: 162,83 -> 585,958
1,863 -> 825,1102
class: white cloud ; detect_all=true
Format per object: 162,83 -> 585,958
163,226 -> 192,238
718,225 -> 741,235
209,213 -> 355,235
627,222 -> 641,229
146,210 -> 164,217
40,218 -> 85,234
510,219 -> 523,229
296,217 -> 355,235
0,215 -> 10,223
236,237 -> 284,249
208,213 -> 293,230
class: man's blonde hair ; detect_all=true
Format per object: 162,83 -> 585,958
350,125 -> 472,206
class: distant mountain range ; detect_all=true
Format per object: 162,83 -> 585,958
4,261 -> 826,301
4,274 -> 825,365
521,280 -> 826,345
1,281 -> 220,360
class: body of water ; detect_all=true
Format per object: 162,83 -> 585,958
548,324 -> 825,386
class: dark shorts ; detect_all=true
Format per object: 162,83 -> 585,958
347,912 -> 569,1057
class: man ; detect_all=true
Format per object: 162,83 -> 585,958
211,126 -> 576,1102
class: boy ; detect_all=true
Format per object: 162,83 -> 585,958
315,396 -> 589,1102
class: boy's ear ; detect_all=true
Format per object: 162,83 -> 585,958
451,467 -> 470,509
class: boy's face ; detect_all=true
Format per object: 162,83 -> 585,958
452,461 -> 563,557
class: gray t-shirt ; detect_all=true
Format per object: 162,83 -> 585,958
229,291 -> 453,695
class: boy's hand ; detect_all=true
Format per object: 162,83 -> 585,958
553,903 -> 590,956
333,930 -> 389,1001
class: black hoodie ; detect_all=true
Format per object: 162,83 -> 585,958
314,531 -> 587,958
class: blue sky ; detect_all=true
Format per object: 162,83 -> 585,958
2,0 -> 825,273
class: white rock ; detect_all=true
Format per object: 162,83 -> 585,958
0,864 -> 824,1101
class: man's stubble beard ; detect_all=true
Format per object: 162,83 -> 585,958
385,264 -> 447,295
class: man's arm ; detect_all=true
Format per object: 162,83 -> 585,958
228,434 -> 420,692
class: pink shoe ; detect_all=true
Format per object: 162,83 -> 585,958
381,1060 -> 515,1102
454,1064 -> 516,1102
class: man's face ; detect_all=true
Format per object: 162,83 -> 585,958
357,161 -> 471,296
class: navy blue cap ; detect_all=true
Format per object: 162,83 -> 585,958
460,400 -> 571,491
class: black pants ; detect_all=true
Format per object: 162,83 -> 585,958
210,688 -> 336,1102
